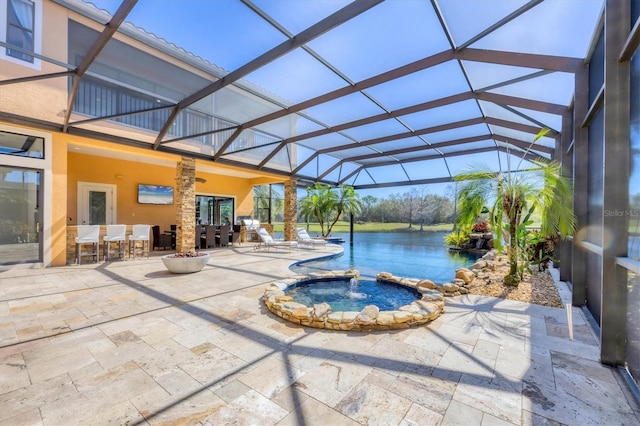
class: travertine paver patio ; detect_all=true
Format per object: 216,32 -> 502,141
0,244 -> 638,425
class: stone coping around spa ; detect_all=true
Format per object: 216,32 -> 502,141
261,269 -> 446,331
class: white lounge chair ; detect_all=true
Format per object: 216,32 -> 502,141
256,227 -> 298,252
296,228 -> 327,250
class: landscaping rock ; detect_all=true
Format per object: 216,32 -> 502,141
417,278 -> 436,289
377,272 -> 393,280
455,268 -> 475,284
470,260 -> 487,270
452,278 -> 466,287
313,302 -> 331,319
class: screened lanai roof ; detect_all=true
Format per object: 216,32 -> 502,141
6,0 -> 604,188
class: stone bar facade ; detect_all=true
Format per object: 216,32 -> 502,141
175,157 -> 196,253
66,225 -> 135,264
283,178 -> 297,241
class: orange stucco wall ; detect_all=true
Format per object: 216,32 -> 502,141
50,133 -> 68,266
67,151 -> 259,232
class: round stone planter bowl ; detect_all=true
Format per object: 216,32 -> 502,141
161,253 -> 210,274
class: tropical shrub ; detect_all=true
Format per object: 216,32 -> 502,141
444,228 -> 471,248
526,230 -> 557,271
471,220 -> 491,233
454,129 -> 576,286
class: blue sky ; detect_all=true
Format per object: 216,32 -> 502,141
84,0 -> 605,200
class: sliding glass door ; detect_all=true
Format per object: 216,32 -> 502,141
0,166 -> 42,264
195,195 -> 234,225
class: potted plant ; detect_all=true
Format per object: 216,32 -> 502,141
161,250 -> 209,274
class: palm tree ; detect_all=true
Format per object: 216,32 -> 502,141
299,183 -> 361,237
253,185 -> 283,222
454,131 -> 576,286
327,184 -> 362,236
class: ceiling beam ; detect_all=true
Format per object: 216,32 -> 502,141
339,167 -> 363,185
484,116 -> 557,136
457,0 -> 544,49
71,104 -> 174,126
496,145 -> 545,163
178,44 -> 578,162
290,112 -> 556,175
620,13 -> 640,62
262,90 -> 565,170
455,48 -> 583,72
492,134 -> 554,154
0,70 -> 75,86
316,130 -> 552,180
355,146 -> 498,171
288,112 -> 479,174
318,134 -> 492,177
246,48 -> 577,140
246,49 -> 455,134
0,40 -> 75,69
153,0 -> 384,149
245,49 -> 458,165
476,92 -> 568,114
214,127 -> 244,159
353,176 -> 452,190
349,148 -> 545,189
62,0 -> 137,133
475,69 -> 554,93
283,92 -> 475,173
321,117 -> 486,155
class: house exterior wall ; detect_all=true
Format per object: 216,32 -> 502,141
0,0 -> 292,268
0,1 -> 69,124
0,121 -> 280,267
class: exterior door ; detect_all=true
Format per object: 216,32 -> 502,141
78,182 -> 116,225
0,166 -> 42,264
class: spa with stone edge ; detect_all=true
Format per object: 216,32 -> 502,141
262,252 -> 486,331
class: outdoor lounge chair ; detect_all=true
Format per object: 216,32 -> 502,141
256,227 -> 298,252
296,228 -> 327,250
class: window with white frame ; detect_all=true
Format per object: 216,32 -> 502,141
1,0 -> 41,68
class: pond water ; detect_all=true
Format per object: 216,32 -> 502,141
292,231 -> 479,283
285,277 -> 421,311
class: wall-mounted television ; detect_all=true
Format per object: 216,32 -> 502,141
137,184 -> 174,205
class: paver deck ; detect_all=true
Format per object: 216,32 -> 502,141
1,244 -> 638,425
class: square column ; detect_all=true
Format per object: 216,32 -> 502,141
572,65 -> 589,306
600,0 -> 630,365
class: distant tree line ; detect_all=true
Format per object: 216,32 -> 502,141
359,187 -> 455,228
254,184 -> 455,228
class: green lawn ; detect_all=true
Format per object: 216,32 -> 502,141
271,222 -> 453,233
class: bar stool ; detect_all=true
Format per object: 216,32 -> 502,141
76,225 -> 101,264
128,224 -> 151,259
103,224 -> 127,261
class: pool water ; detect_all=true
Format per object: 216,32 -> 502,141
292,231 -> 479,283
286,277 -> 421,311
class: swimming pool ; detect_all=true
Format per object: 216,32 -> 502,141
292,231 -> 479,283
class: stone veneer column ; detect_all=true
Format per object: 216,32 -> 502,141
175,157 -> 196,253
283,178 -> 297,241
